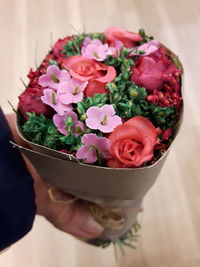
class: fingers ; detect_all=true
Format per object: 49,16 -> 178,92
43,187 -> 104,239
57,203 -> 103,239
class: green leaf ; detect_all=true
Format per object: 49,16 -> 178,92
88,32 -> 105,42
49,60 -> 59,66
63,33 -> 85,56
138,28 -> 154,44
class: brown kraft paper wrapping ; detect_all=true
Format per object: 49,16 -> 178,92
15,141 -> 170,240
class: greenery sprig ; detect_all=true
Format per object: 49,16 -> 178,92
138,28 -> 154,44
22,113 -> 81,152
88,221 -> 141,257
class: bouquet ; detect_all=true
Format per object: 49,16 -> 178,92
15,27 -> 183,249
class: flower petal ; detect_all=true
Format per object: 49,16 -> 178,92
86,106 -> 103,121
101,104 -> 115,116
39,75 -> 51,87
59,69 -> 71,82
81,133 -> 98,145
96,66 -> 116,83
47,65 -> 60,76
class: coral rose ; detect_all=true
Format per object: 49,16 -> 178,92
105,26 -> 142,48
62,55 -> 116,83
107,116 -> 159,168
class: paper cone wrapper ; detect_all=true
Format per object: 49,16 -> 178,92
15,50 -> 184,241
15,108 -> 182,240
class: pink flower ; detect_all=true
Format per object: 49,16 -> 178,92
81,37 -> 112,61
76,133 -> 110,163
82,37 -> 102,47
130,40 -> 160,56
109,41 -> 123,57
58,78 -> 88,104
39,65 -> 70,90
41,89 -> 72,115
105,27 -> 142,48
53,111 -> 85,136
86,104 -> 122,133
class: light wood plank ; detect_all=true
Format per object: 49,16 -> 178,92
0,0 -> 200,266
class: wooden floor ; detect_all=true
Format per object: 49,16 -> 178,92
0,0 -> 200,266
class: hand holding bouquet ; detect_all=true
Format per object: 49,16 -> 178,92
16,27 -> 183,247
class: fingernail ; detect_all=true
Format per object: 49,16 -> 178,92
80,215 -> 104,236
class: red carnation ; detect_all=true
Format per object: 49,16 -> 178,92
147,90 -> 182,108
27,68 -> 40,88
18,87 -> 53,120
162,128 -> 172,141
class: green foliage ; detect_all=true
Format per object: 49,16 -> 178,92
63,33 -> 85,56
22,113 -> 81,152
138,28 -> 154,44
107,79 -> 148,117
49,59 -> 59,66
149,105 -> 176,130
77,93 -> 108,120
107,80 -> 176,129
88,32 -> 105,42
105,47 -> 134,73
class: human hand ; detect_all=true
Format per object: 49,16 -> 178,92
6,113 -> 104,240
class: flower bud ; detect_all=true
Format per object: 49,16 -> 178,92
80,114 -> 87,121
129,89 -> 138,97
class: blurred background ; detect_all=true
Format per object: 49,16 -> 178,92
0,0 -> 200,266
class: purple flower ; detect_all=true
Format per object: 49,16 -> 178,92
58,78 -> 88,105
39,65 -> 70,90
86,104 -> 122,133
76,133 -> 110,163
130,40 -> 160,56
53,111 -> 85,136
109,41 -> 123,57
41,89 -> 73,115
82,37 -> 102,47
81,37 -> 112,61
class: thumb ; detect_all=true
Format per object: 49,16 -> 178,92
45,199 -> 104,240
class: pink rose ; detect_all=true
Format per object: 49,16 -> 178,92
53,36 -> 73,58
131,47 -> 181,91
61,55 -> 116,83
105,27 -> 142,48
